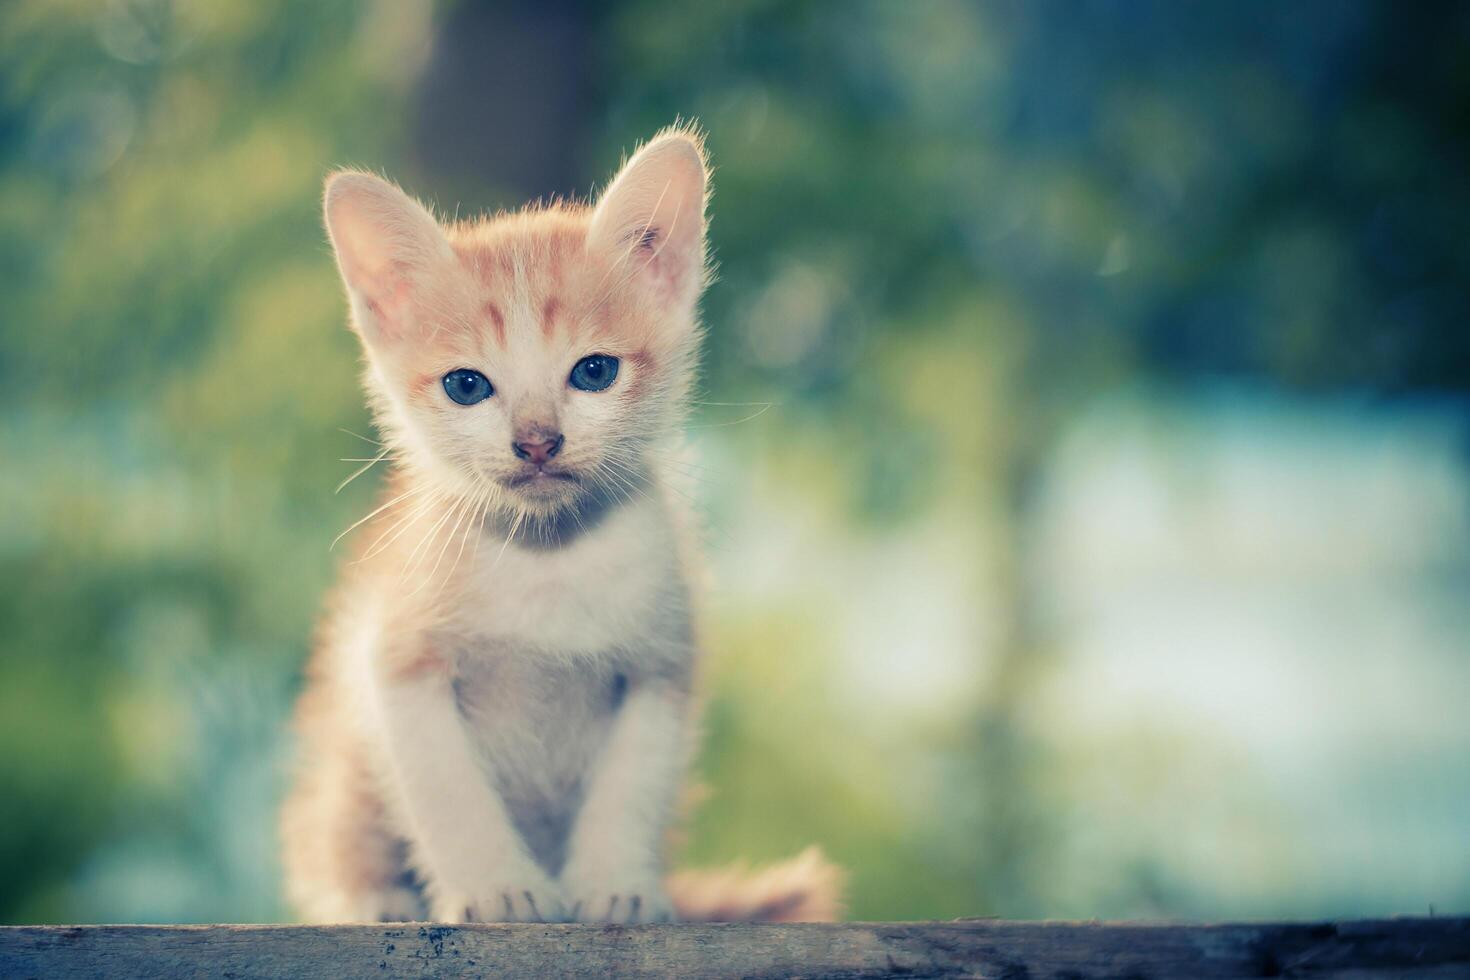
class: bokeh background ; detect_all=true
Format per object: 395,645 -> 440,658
3,0 -> 1469,924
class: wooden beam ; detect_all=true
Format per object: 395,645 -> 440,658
1,918 -> 1466,978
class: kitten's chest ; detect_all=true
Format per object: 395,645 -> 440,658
453,653 -> 624,874
456,501 -> 681,654
453,654 -> 622,783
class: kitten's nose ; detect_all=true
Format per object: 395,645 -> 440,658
512,433 -> 564,465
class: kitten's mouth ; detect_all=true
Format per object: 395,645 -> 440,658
503,469 -> 580,491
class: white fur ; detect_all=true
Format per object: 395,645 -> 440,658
455,496 -> 678,653
342,485 -> 693,922
560,682 -> 689,923
369,661 -> 560,922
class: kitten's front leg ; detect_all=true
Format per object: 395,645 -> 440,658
561,675 -> 691,924
372,651 -> 561,922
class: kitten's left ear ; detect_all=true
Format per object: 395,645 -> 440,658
323,170 -> 455,342
587,128 -> 709,310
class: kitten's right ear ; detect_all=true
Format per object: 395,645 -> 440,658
323,170 -> 453,340
587,129 -> 708,313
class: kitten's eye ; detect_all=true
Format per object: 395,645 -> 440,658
569,354 -> 620,392
442,368 -> 493,405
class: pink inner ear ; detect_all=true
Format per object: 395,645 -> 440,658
623,223 -> 696,303
644,245 -> 688,300
344,255 -> 417,336
367,276 -> 416,328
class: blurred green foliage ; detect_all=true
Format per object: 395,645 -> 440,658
2,0 -> 1468,923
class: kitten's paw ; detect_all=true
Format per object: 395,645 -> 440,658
564,883 -> 675,924
431,879 -> 563,923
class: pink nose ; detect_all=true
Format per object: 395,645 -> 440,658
512,433 -> 564,465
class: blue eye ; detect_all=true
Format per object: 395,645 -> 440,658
569,355 -> 619,392
442,368 -> 493,405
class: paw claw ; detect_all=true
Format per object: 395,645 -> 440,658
565,885 -> 673,924
431,878 -> 563,923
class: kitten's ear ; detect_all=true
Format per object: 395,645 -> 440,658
323,170 -> 453,339
587,129 -> 708,310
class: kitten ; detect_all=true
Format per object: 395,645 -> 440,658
279,127 -> 841,924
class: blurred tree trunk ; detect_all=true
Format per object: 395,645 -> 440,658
410,0 -> 600,208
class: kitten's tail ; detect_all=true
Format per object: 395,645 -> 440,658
666,846 -> 844,922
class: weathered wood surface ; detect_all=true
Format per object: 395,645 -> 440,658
1,918 -> 1466,979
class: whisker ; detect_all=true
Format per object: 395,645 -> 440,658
601,446 -> 717,490
339,427 -> 387,447
400,494 -> 466,583
357,490 -> 445,562
414,489 -> 479,597
336,447 -> 395,494
686,403 -> 774,429
332,482 -> 431,550
458,486 -> 495,575
494,507 -> 526,566
593,458 -> 644,509
691,400 -> 778,408
465,490 -> 493,570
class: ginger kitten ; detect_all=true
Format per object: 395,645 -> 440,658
279,127 -> 840,924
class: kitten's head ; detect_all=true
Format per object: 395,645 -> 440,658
323,127 -> 708,519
